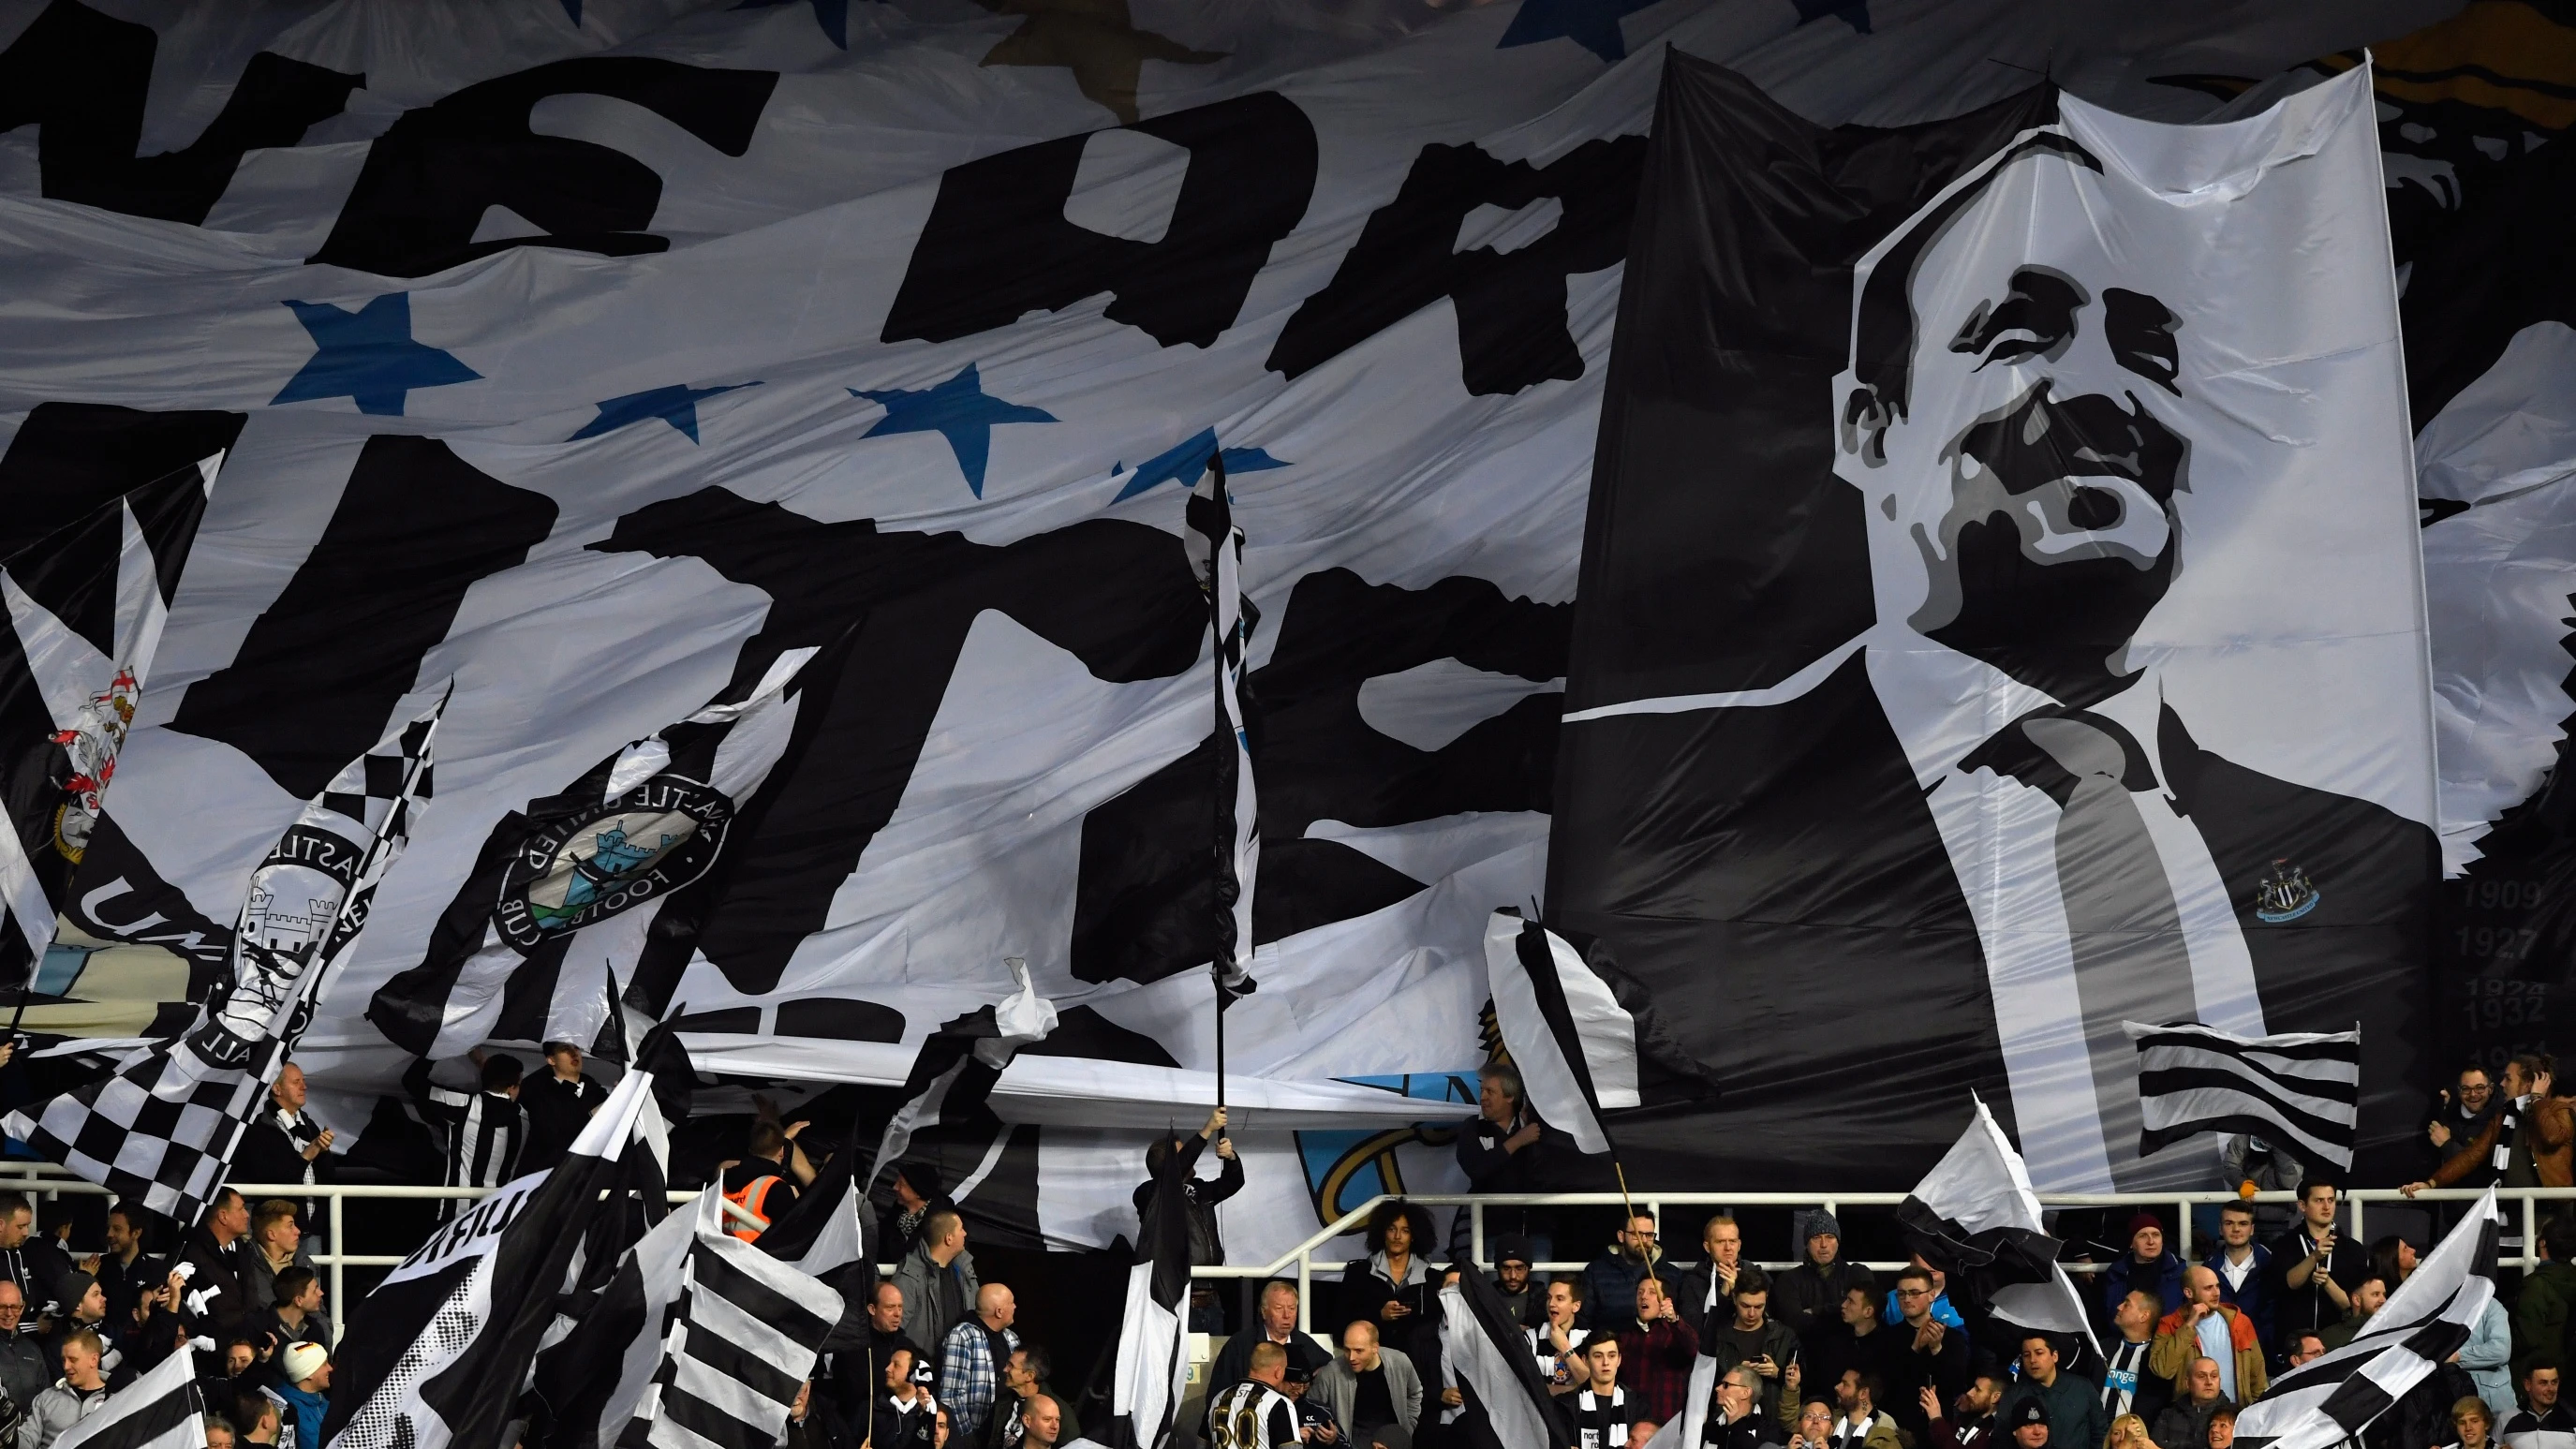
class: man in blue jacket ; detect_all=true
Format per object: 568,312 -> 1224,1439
2101,1214 -> 2184,1326
2201,1203 -> 2273,1354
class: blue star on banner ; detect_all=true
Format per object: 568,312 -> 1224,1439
1496,0 -> 1659,62
271,293 -> 481,418
570,382 -> 760,444
851,363 -> 1056,497
1111,428 -> 1289,503
733,0 -> 851,49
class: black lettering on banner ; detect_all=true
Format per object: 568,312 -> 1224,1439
592,487 -> 1207,998
170,436 -> 557,800
1267,135 -> 1649,395
1073,567 -> 1570,984
881,92 -> 1319,349
0,0 -> 358,225
310,58 -> 779,278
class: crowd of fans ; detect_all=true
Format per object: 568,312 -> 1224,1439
1190,1057 -> 2576,1449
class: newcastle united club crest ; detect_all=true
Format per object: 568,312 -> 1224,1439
493,775 -> 733,949
2254,858 -> 2320,924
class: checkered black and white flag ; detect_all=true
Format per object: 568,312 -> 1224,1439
2236,1187 -> 2504,1449
3,691 -> 443,1222
616,1224 -> 843,1449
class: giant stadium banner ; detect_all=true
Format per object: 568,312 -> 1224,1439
0,0 -> 2566,1258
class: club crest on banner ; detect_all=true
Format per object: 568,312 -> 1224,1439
48,665 -> 139,864
2253,860 -> 2321,924
1295,1072 -> 1474,1226
495,775 -> 733,949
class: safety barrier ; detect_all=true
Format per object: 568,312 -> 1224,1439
0,1165 -> 2558,1344
0,1161 -> 768,1345
1190,1187 -> 2576,1333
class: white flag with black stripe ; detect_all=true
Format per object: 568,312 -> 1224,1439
2126,1021 -> 2361,1169
0,451 -> 220,991
325,1026 -> 686,1449
619,1225 -> 844,1449
2236,1188 -> 2503,1449
1440,1261 -> 1566,1449
1898,1097 -> 2097,1350
1109,1124 -> 1192,1449
4,691 -> 441,1223
54,1341 -> 205,1449
1186,450 -> 1259,999
1482,909 -> 1639,1155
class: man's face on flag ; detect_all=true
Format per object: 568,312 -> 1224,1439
1841,150 -> 2193,708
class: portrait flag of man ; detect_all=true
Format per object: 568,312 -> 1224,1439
1550,53 -> 2437,1191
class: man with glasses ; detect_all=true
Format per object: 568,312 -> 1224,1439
1704,1365 -> 1784,1449
2428,1067 -> 2501,1187
1882,1268 -> 1969,1448
1585,1216 -> 1680,1333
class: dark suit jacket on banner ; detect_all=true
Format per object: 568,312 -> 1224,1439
1547,53 -> 2436,1190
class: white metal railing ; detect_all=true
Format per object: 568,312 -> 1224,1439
0,1161 -> 769,1344
1188,1188 -> 2574,1333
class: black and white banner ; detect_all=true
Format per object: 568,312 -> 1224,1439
1481,909 -> 1636,1154
53,1342 -> 205,1449
0,0 -> 2521,1249
4,694 -> 439,1222
324,1034 -> 677,1449
2126,1021 -> 2361,1168
1897,1098 -> 2095,1347
1439,1259 -> 1567,1449
1552,51 -> 2439,1192
0,451 -> 218,988
2236,1187 -> 2503,1449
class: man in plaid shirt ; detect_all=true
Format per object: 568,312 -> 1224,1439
1611,1277 -> 1703,1423
940,1282 -> 1023,1438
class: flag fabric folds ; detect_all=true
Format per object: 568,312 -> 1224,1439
1187,452 -> 1259,1000
621,1226 -> 844,1449
867,956 -> 1059,1178
321,1028 -> 680,1449
0,451 -> 220,988
528,1187 -> 713,1449
1897,1098 -> 2096,1350
2126,1021 -> 2361,1168
2235,1188 -> 2504,1449
3,692 -> 440,1223
1109,1128 -> 1192,1449
53,1343 -> 205,1449
369,646 -> 821,1059
1481,909 -> 1638,1155
1439,1264 -> 1566,1449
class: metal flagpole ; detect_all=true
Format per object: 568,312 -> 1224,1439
1209,447 -> 1231,1119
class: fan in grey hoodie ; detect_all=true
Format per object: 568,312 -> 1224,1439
892,1208 -> 980,1367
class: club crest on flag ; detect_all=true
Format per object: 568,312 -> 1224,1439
47,665 -> 139,864
2254,859 -> 2321,923
495,776 -> 733,949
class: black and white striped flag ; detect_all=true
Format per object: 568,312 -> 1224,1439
619,1224 -> 844,1449
1482,909 -> 1639,1155
1898,1097 -> 2097,1350
1186,450 -> 1258,1000
4,691 -> 441,1223
1439,1258 -> 1567,1449
53,1341 -> 205,1449
323,1027 -> 685,1449
2126,1021 -> 2361,1169
2236,1188 -> 2503,1449
0,451 -> 220,991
